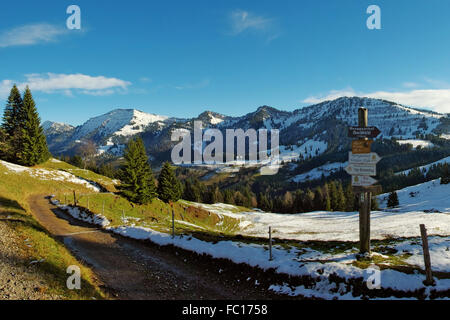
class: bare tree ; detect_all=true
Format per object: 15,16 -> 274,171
77,139 -> 98,169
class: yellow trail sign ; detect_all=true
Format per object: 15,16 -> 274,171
352,140 -> 373,154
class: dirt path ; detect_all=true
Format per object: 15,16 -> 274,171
28,195 -> 285,300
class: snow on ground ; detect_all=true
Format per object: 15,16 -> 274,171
0,160 -> 101,192
192,201 -> 450,242
108,224 -> 450,298
378,179 -> 450,213
397,139 -> 434,149
397,157 -> 450,176
292,162 -> 347,183
51,199 -> 110,227
280,139 -> 328,162
50,195 -> 450,299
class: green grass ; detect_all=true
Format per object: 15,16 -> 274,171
0,159 -> 107,300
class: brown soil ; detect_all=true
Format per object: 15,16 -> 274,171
28,194 -> 298,300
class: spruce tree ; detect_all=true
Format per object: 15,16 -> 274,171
336,182 -> 346,211
0,128 -> 11,160
120,137 -> 157,204
387,191 -> 399,208
2,85 -> 23,136
18,87 -> 50,166
157,161 -> 182,203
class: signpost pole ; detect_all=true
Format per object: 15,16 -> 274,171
358,108 -> 371,255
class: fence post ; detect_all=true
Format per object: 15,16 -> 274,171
73,190 -> 77,206
420,224 -> 435,286
172,209 -> 175,239
269,226 -> 273,261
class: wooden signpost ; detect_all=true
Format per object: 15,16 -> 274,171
348,108 -> 382,255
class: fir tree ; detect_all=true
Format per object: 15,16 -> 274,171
0,128 -> 11,160
2,85 -> 23,136
120,137 -> 157,204
324,183 -> 332,211
345,184 -> 356,211
387,191 -> 399,208
336,182 -> 346,211
441,163 -> 450,185
18,87 -> 50,166
157,161 -> 182,203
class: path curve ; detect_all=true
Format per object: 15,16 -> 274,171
28,195 -> 282,300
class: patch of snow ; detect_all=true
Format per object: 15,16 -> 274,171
397,140 -> 434,149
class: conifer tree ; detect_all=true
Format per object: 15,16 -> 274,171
441,163 -> 450,185
313,187 -> 324,211
120,137 -> 157,204
0,128 -> 11,160
18,87 -> 50,166
387,191 -> 399,208
336,182 -> 346,211
323,183 -> 332,211
329,181 -> 339,211
2,85 -> 23,136
345,183 -> 356,211
157,161 -> 182,203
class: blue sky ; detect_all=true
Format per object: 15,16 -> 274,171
1,0 -> 450,125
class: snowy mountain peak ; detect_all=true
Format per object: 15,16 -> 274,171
196,111 -> 227,125
42,121 -> 74,134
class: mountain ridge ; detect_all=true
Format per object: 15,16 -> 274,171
44,97 -> 450,162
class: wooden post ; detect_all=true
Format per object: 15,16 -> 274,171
420,224 -> 435,286
358,108 -> 371,255
64,194 -> 67,205
122,209 -> 125,221
172,209 -> 175,239
73,190 -> 77,206
269,227 -> 273,261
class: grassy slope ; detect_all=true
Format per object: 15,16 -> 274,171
4,158 -> 445,298
0,159 -> 106,300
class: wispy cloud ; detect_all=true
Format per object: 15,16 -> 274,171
174,79 -> 210,90
0,23 -> 70,48
228,10 -> 280,42
0,73 -> 131,97
303,87 -> 450,114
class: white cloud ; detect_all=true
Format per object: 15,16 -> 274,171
303,88 -> 450,114
228,10 -> 280,42
0,73 -> 131,98
174,79 -> 210,90
0,23 -> 69,48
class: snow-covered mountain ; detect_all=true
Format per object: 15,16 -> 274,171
44,97 -> 450,162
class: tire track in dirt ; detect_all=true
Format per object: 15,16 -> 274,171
28,195 -> 284,300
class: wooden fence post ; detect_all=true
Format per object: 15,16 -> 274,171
172,209 -> 175,239
73,190 -> 77,206
269,227 -> 273,261
420,224 -> 435,286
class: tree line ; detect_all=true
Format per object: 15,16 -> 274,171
0,85 -> 50,166
182,178 -> 378,213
